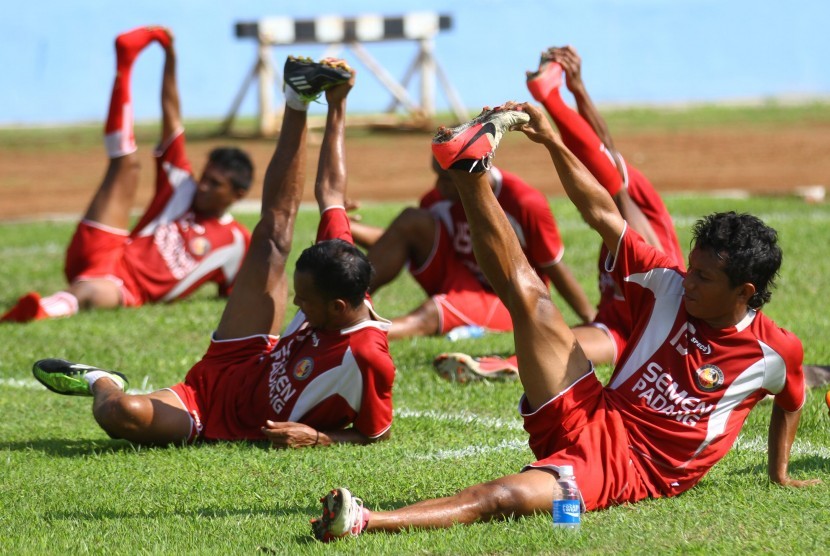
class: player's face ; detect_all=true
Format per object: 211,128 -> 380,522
193,163 -> 243,217
682,245 -> 749,328
293,270 -> 332,328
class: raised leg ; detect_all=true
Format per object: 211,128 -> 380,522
215,106 -> 308,339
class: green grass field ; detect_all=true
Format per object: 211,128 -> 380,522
1,190 -> 829,554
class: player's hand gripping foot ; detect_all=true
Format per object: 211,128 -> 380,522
284,56 -> 354,103
431,105 -> 531,172
526,57 -> 564,102
433,352 -> 519,383
32,358 -> 128,396
311,487 -> 369,542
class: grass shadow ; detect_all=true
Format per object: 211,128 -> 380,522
0,437 -> 276,457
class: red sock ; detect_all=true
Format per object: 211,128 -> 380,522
1,292 -> 47,323
539,90 -> 623,197
104,26 -> 171,157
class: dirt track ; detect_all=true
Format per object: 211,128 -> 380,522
2,122 -> 829,220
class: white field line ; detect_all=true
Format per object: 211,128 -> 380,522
4,377 -> 827,460
393,407 -> 525,431
0,242 -> 64,258
0,375 -> 157,394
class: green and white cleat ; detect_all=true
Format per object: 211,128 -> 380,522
32,358 -> 128,396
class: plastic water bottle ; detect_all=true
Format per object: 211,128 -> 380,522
445,325 -> 485,342
552,465 -> 581,530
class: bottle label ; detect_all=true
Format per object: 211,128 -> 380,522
552,499 -> 581,525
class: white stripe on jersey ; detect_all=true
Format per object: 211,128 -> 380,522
680,340 -> 787,467
609,267 -> 684,390
288,347 -> 362,421
135,164 -> 196,237
160,227 -> 247,301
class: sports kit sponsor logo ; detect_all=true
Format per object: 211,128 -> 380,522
267,339 -> 298,414
630,362 -> 714,426
154,223 -> 198,279
188,236 -> 212,257
293,357 -> 314,380
669,321 -> 712,355
694,364 -> 724,392
458,121 -> 495,154
288,76 -> 311,90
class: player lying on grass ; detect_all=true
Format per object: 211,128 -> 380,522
435,45 -> 830,389
32,57 -> 397,449
310,102 -> 819,541
347,157 -> 595,342
2,26 -> 253,323
433,44 -> 684,381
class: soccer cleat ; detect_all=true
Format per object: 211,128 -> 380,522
283,56 -> 353,103
433,352 -> 519,383
32,358 -> 128,396
1,292 -> 47,323
526,60 -> 564,102
311,487 -> 369,542
431,107 -> 530,172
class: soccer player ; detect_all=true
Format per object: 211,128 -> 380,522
434,45 -> 685,381
348,159 -> 595,341
31,58 -> 396,449
1,26 -> 253,323
310,103 -> 818,541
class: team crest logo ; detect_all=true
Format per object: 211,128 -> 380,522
695,364 -> 724,392
293,357 -> 314,380
189,237 -> 212,256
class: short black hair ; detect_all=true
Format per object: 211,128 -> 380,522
691,211 -> 782,309
295,239 -> 374,307
208,147 -> 254,191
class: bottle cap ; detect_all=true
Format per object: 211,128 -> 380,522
558,465 -> 573,478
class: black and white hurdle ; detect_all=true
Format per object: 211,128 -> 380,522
221,12 -> 468,135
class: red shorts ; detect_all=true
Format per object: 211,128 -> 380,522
521,371 -> 659,510
410,221 -> 512,334
64,221 -> 142,307
168,334 -> 279,443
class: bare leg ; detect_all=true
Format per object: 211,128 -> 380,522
448,170 -> 590,410
215,107 -> 308,339
89,27 -> 172,230
367,469 -> 558,532
388,300 -> 440,339
572,325 -> 616,366
91,379 -> 191,445
367,208 -> 437,291
67,279 -> 122,310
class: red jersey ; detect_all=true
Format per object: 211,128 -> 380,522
175,207 -> 395,441
420,167 -> 565,287
123,131 -> 251,303
595,165 -> 685,338
604,228 -> 805,495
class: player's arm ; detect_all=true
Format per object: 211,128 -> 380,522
516,102 -> 625,254
350,220 -> 386,249
542,263 -> 596,323
767,404 -> 821,487
549,46 -> 663,252
261,420 -> 390,448
551,46 -> 619,160
159,28 -> 181,143
314,64 -> 356,211
613,189 -> 664,252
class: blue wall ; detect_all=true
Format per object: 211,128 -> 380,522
2,0 -> 828,125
